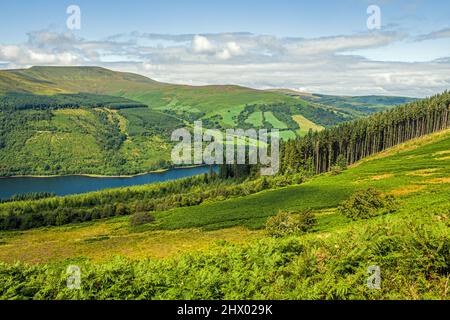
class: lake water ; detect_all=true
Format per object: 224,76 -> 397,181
0,166 -> 214,200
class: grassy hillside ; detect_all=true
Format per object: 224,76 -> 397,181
0,129 -> 448,299
0,128 -> 448,264
0,106 -> 174,176
150,129 -> 449,231
1,67 -> 348,129
0,66 -> 363,176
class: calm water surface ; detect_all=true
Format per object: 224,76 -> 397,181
0,166 -> 213,199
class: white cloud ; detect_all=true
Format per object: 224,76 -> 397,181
191,35 -> 214,53
0,29 -> 449,97
216,49 -> 231,60
0,46 -> 21,59
286,32 -> 405,56
226,42 -> 243,55
0,44 -> 79,65
115,59 -> 449,97
215,42 -> 243,60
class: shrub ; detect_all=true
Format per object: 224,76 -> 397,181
330,154 -> 347,175
129,212 -> 155,227
296,209 -> 317,232
338,187 -> 398,220
266,209 -> 317,238
114,203 -> 129,216
291,173 -> 304,185
271,176 -> 291,188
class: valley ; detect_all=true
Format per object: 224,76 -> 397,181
0,66 -> 415,176
0,126 -> 448,299
1,0 -> 449,305
0,67 -> 448,301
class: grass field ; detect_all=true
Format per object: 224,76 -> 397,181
264,111 -> 288,129
1,198 -> 447,299
276,130 -> 297,140
0,129 -> 448,265
0,222 -> 262,264
217,105 -> 246,127
245,111 -> 264,127
293,114 -> 325,136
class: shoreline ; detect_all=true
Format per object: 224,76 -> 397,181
0,165 -> 209,179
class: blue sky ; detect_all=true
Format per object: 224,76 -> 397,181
2,0 -> 450,41
1,0 -> 450,96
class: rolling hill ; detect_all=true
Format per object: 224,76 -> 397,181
0,66 -> 416,176
270,89 -> 417,117
0,89 -> 447,299
0,66 -> 350,127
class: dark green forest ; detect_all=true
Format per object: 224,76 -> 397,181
278,92 -> 450,174
0,92 -> 147,111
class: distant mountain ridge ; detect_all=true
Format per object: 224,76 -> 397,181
268,88 -> 417,116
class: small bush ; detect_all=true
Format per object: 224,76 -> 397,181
296,209 -> 317,232
330,154 -> 347,175
129,212 -> 155,227
291,173 -> 305,185
266,209 -> 317,238
338,188 -> 398,220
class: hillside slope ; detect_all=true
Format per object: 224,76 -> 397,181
0,129 -> 448,300
0,128 -> 448,264
0,67 -> 360,175
134,128 -> 450,231
0,66 -> 349,128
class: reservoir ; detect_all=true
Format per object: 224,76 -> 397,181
0,166 -> 214,200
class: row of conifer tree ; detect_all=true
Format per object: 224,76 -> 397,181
221,91 -> 450,177
280,91 -> 450,174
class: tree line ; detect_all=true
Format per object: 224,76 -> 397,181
278,91 -> 450,174
0,92 -> 147,111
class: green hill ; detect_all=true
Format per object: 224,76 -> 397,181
0,66 -> 349,127
0,66 -> 361,176
0,128 -> 448,299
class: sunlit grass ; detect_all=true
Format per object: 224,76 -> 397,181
0,129 -> 448,265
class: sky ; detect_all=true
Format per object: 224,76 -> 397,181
0,0 -> 450,97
